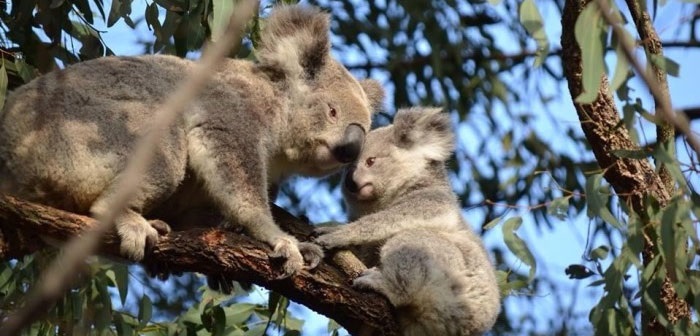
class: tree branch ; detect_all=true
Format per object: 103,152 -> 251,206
0,195 -> 399,335
561,0 -> 688,333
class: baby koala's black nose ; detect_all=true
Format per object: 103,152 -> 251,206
333,124 -> 365,163
343,166 -> 359,193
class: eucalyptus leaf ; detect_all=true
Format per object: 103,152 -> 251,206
519,0 -> 549,67
574,2 -> 606,103
210,0 -> 236,42
502,217 -> 536,280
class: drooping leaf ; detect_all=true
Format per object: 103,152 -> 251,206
649,54 -> 680,77
502,217 -> 536,280
611,148 -> 651,159
519,0 -> 549,67
138,295 -> 153,328
225,303 -> 256,325
585,174 -> 623,229
653,142 -> 688,190
575,2 -> 606,103
210,0 -> 237,42
610,30 -> 633,93
107,0 -> 123,27
590,245 -> 610,261
483,216 -> 502,230
547,196 -> 570,220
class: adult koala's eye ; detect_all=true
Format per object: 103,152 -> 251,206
365,157 -> 376,167
328,104 -> 338,119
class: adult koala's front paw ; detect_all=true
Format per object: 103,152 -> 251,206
269,237 -> 304,279
117,223 -> 159,261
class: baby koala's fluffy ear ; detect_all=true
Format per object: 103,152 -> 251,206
257,5 -> 330,79
359,79 -> 385,114
393,107 -> 455,162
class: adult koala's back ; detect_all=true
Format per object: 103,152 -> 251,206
0,5 -> 384,278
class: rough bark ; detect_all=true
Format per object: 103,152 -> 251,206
623,0 -> 690,329
0,195 -> 399,336
561,0 -> 687,333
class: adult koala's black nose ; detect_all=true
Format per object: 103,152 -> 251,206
344,166 -> 359,193
332,124 -> 365,163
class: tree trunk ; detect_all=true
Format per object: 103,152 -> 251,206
560,0 -> 689,333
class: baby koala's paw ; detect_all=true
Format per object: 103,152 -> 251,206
352,267 -> 385,291
312,221 -> 343,236
299,242 -> 324,269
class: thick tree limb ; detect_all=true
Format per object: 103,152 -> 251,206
0,195 -> 399,336
561,0 -> 688,333
623,0 -> 691,329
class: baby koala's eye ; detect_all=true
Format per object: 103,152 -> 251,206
328,104 -> 338,119
365,157 -> 376,167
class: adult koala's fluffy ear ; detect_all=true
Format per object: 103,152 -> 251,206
257,5 -> 330,79
393,107 -> 455,162
359,79 -> 385,114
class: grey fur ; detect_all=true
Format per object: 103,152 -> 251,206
315,107 -> 500,335
0,5 -> 384,277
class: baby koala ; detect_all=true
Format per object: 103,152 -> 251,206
314,107 -> 500,335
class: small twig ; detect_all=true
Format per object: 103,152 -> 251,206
594,0 -> 700,159
0,1 -> 258,334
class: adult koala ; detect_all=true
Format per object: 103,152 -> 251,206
0,5 -> 384,277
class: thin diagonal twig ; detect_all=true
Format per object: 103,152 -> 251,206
595,0 -> 700,159
0,1 -> 258,334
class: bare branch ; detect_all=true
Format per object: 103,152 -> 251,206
0,195 -> 399,335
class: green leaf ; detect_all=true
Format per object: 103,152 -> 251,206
574,2 -> 606,103
139,295 -> 153,327
547,196 -> 570,220
502,217 -> 536,280
210,0 -> 236,42
482,216 -> 502,230
146,2 -> 161,32
519,0 -> 549,67
114,263 -> 129,305
282,315 -> 304,332
649,54 -> 680,77
610,29 -> 633,93
653,142 -> 688,190
108,0 -> 123,27
73,0 -> 94,24
610,148 -> 651,159
0,63 -> 7,110
590,245 -> 610,261
224,303 -> 256,325
585,174 -> 622,229
212,305 -> 227,335
327,318 -> 341,333
244,324 -> 269,336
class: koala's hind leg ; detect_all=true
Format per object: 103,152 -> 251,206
187,128 -> 321,277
